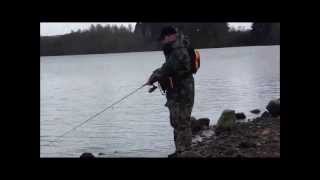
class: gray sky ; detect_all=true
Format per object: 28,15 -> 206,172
40,22 -> 252,36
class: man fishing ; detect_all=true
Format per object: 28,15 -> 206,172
48,25 -> 199,158
145,26 -> 195,157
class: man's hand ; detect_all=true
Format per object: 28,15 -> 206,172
148,84 -> 158,93
145,69 -> 160,86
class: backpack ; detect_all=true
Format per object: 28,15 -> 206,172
187,47 -> 200,74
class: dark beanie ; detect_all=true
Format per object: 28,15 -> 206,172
158,26 -> 177,41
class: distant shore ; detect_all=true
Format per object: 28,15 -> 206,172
40,45 -> 280,58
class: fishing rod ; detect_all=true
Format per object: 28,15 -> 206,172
48,83 -> 148,146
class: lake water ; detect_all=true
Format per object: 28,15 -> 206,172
40,45 -> 280,157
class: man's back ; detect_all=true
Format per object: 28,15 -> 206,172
160,33 -> 195,105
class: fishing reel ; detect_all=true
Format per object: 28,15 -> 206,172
148,84 -> 158,93
148,83 -> 166,95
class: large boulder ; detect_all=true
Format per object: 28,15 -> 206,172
235,112 -> 246,120
191,117 -> 210,134
266,98 -> 280,117
261,111 -> 271,118
197,118 -> 210,129
217,109 -> 236,130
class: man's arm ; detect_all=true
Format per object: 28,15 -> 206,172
172,48 -> 192,77
147,48 -> 191,85
147,61 -> 174,85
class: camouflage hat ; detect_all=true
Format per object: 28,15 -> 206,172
158,26 -> 177,41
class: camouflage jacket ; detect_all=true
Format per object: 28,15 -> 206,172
149,33 -> 195,105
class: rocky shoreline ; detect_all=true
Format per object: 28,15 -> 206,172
80,98 -> 280,158
185,98 -> 280,158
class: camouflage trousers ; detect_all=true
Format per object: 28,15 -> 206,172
166,101 -> 193,153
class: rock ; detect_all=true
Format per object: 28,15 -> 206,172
261,128 -> 271,135
235,112 -> 246,120
201,129 -> 215,138
235,153 -> 246,158
272,136 -> 280,142
266,98 -> 280,117
191,117 -> 210,134
198,118 -> 210,127
178,151 -> 204,158
217,109 -> 236,130
98,152 -> 105,156
224,149 -> 237,156
192,135 -> 203,144
238,141 -> 256,149
261,111 -> 271,118
80,152 -> 95,158
250,109 -> 261,114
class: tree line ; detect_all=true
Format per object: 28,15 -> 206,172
40,23 -> 280,56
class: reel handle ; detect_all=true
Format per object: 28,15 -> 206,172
148,84 -> 157,93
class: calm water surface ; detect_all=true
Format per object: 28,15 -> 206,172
40,46 -> 280,157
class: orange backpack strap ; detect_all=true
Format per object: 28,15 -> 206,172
169,77 -> 174,88
195,50 -> 200,70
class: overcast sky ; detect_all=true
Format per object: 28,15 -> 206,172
40,22 -> 252,36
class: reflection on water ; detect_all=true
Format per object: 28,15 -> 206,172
40,46 -> 280,157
